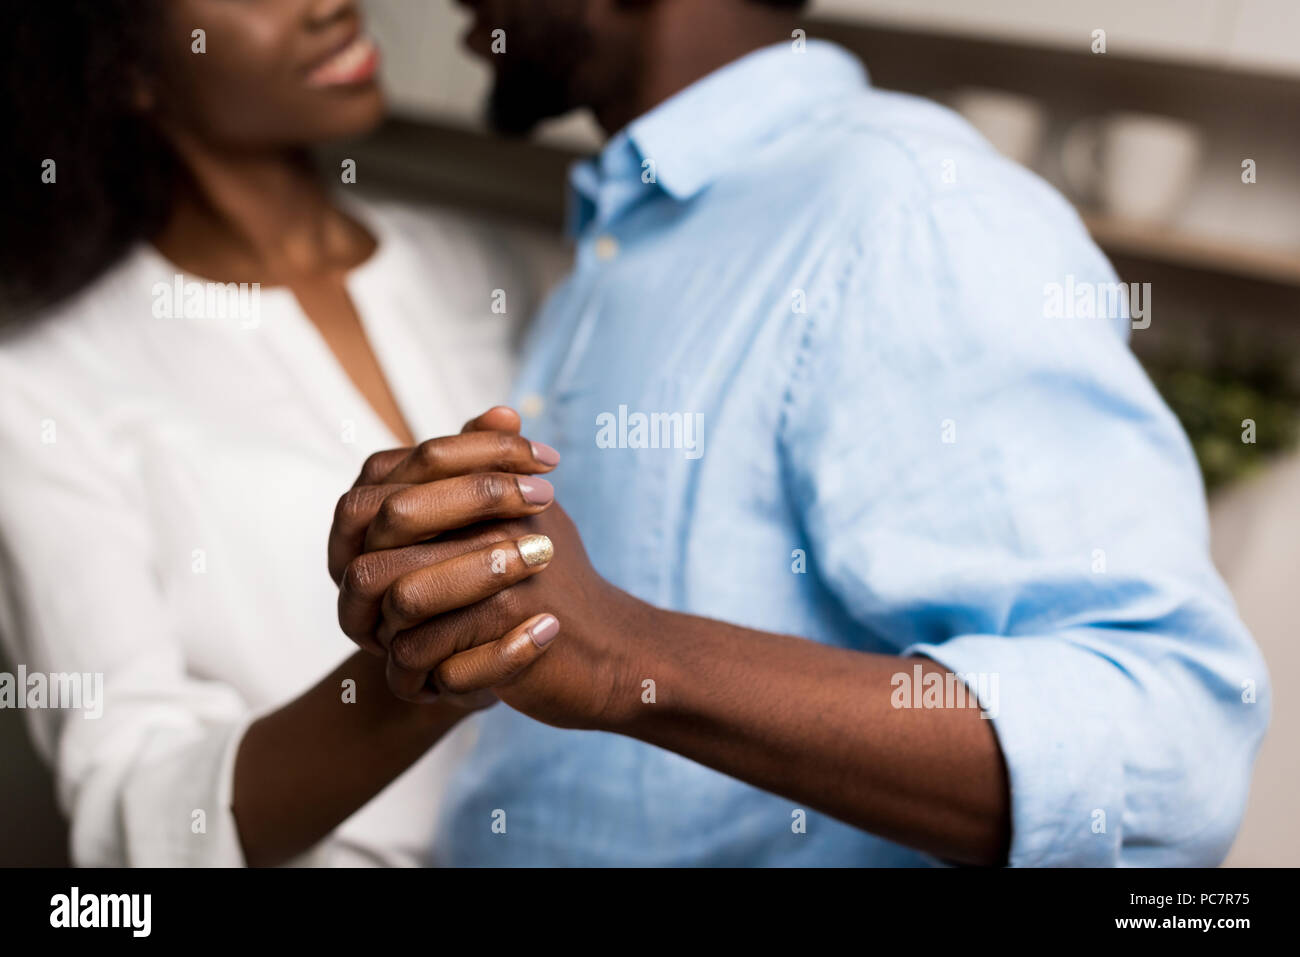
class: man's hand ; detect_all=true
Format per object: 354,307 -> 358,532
328,407 -> 559,592
383,502 -> 648,730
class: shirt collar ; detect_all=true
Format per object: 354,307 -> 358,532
567,40 -> 867,236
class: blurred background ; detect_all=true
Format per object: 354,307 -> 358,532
3,0 -> 1296,866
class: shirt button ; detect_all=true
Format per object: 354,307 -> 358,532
594,234 -> 619,261
520,394 -> 545,418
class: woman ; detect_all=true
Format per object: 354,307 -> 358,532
0,0 -> 558,866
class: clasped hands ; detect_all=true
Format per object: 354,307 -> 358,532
327,406 -> 647,730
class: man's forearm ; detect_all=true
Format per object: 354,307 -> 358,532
232,650 -> 466,866
610,605 -> 1012,865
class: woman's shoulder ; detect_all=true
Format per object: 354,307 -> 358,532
346,195 -> 565,318
0,245 -> 161,394
355,196 -> 509,257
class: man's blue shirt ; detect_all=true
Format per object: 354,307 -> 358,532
433,41 -> 1269,866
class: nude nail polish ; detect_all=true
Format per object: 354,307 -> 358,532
517,476 -> 554,505
530,441 -> 561,466
529,615 -> 560,648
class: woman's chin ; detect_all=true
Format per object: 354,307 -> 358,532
309,87 -> 389,142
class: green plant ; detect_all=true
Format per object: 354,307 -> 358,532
1146,362 -> 1300,492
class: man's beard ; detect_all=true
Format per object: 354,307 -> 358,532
481,3 -> 597,137
486,57 -> 579,137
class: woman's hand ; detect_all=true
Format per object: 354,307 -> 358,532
327,406 -> 560,594
328,407 -> 651,729
328,407 -> 573,711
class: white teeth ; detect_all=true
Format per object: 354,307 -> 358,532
312,35 -> 374,83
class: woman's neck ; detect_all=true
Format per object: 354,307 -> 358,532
152,134 -> 374,285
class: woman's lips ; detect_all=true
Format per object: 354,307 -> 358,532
306,33 -> 379,88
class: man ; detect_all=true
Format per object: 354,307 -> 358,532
330,0 -> 1268,865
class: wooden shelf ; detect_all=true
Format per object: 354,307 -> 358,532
807,16 -> 1300,124
1084,214 -> 1300,288
828,4 -> 1300,76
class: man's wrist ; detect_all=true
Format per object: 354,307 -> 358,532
595,596 -> 682,735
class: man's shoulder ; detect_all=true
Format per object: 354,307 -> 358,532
725,87 -> 1103,291
822,87 -> 991,167
742,87 -> 1068,226
748,90 -> 972,184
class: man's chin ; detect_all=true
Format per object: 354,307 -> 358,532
485,74 -> 572,138
486,105 -> 544,138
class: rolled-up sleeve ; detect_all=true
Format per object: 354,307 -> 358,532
0,368 -> 253,867
780,185 -> 1271,866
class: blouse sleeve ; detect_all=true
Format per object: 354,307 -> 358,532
0,356 -> 257,866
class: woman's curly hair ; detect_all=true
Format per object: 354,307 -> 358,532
2,1 -> 177,319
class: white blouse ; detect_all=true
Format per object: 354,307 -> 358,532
0,198 -> 543,866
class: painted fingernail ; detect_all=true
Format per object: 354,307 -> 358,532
530,441 -> 561,466
517,534 -> 554,567
529,615 -> 560,648
516,475 -> 554,505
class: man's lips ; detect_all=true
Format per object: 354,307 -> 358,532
306,33 -> 380,88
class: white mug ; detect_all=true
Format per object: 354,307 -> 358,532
1061,112 -> 1204,223
948,88 -> 1047,168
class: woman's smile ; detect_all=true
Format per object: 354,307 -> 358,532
305,31 -> 379,88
